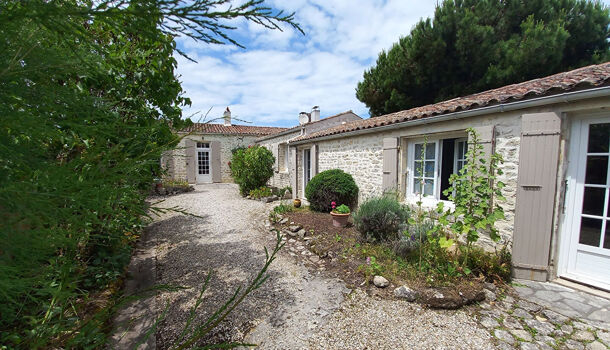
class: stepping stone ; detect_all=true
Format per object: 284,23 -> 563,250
534,335 -> 556,347
587,341 -> 607,350
513,307 -> 534,319
524,319 -> 555,336
560,324 -> 574,335
542,309 -> 569,324
511,329 -> 533,342
495,329 -> 515,345
518,300 -> 542,313
597,330 -> 610,346
572,330 -> 595,342
480,316 -> 499,329
536,341 -> 553,350
520,342 -> 540,350
564,339 -> 585,350
503,316 -> 524,330
534,290 -> 562,302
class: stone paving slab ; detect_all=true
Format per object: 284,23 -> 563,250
513,279 -> 610,331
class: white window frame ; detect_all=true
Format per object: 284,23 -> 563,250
405,134 -> 467,208
407,139 -> 439,206
453,138 -> 468,175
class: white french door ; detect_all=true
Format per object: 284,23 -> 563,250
560,116 -> 610,291
196,142 -> 212,183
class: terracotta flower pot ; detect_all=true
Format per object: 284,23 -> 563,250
330,212 -> 350,227
293,199 -> 301,208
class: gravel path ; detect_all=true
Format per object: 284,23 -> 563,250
146,183 -> 497,349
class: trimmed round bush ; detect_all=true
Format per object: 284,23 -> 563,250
305,169 -> 358,212
229,145 -> 275,195
353,195 -> 410,241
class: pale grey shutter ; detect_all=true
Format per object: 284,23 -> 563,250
382,138 -> 399,192
512,112 -> 561,281
289,146 -> 297,198
211,141 -> 221,183
185,139 -> 196,184
311,144 -> 318,176
470,125 -> 495,166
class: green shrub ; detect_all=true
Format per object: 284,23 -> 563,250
249,186 -> 272,199
466,245 -> 512,282
305,169 -> 358,212
272,186 -> 292,198
230,145 -> 275,195
353,195 -> 409,241
392,219 -> 435,257
273,202 -> 293,214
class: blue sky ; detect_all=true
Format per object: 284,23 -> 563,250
175,0 -> 609,128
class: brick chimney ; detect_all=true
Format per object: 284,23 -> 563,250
223,107 -> 231,126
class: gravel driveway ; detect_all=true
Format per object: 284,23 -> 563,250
145,183 -> 496,349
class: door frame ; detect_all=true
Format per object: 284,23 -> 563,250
302,148 -> 311,198
558,112 -> 610,290
196,142 -> 212,184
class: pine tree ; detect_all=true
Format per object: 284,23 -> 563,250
356,0 -> 610,117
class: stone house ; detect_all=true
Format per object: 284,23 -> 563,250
162,108 -> 287,184
286,63 -> 610,291
255,107 -> 362,189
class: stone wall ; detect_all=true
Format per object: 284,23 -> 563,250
169,133 -> 259,183
257,130 -> 301,189
295,112 -> 524,250
314,134 -> 384,204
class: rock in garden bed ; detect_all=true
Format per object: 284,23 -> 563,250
420,282 -> 485,309
270,208 -> 493,310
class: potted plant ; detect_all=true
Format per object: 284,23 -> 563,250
330,201 -> 350,227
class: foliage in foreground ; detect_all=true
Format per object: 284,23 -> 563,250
350,129 -> 509,284
0,1 -> 299,348
353,194 -> 410,242
356,0 -> 610,116
305,169 -> 359,212
230,146 -> 276,196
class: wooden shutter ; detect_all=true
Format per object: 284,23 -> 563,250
289,146 -> 297,199
512,112 -> 561,281
185,139 -> 196,184
471,125 -> 495,165
211,141 -> 221,183
382,138 -> 399,191
311,144 -> 318,176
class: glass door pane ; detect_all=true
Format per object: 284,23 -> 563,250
579,123 -> 610,249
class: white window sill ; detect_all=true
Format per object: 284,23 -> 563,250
404,195 -> 455,212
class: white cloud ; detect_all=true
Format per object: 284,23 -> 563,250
175,1 -> 438,127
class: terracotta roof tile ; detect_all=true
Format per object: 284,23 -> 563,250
293,62 -> 610,142
180,123 -> 288,136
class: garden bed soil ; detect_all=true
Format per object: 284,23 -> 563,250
276,209 -> 487,307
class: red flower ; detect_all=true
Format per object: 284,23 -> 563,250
331,201 -> 336,209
